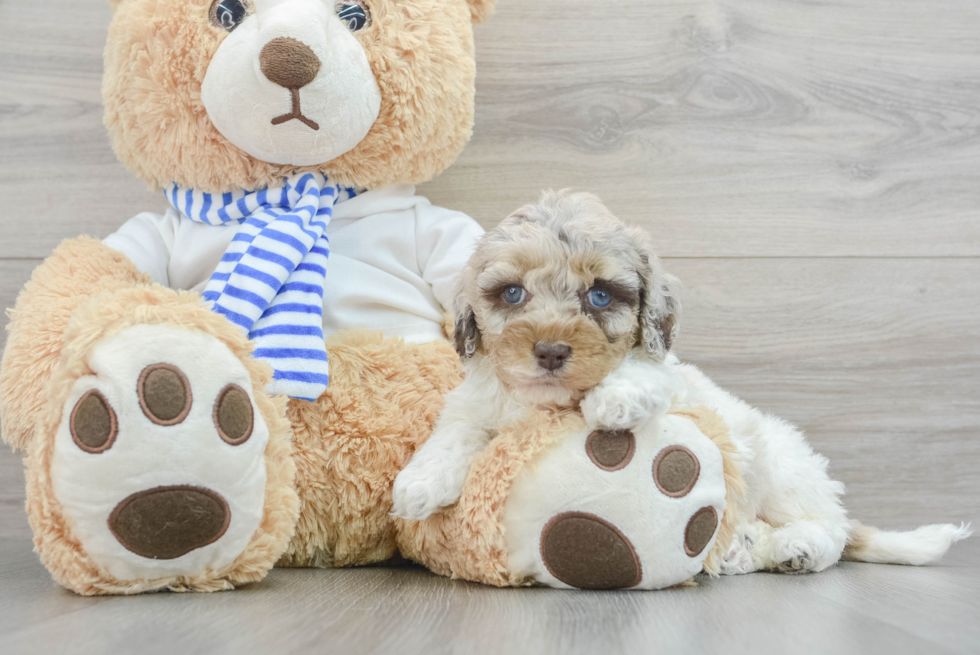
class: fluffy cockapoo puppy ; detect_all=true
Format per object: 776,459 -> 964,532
393,190 -> 970,574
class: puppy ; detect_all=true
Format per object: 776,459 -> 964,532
392,190 -> 969,574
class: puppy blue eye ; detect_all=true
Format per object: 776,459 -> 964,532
502,285 -> 526,305
588,288 -> 612,308
209,0 -> 250,32
336,1 -> 372,31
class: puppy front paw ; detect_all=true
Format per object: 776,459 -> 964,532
582,377 -> 670,431
391,460 -> 468,521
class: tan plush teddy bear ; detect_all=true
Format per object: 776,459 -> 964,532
0,0 -> 496,595
0,0 -> 740,596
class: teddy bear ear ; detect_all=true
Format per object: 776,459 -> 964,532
109,0 -> 124,10
466,0 -> 497,24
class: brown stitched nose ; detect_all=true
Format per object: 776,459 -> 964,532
534,341 -> 572,372
259,37 -> 321,89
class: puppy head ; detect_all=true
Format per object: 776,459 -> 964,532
455,190 -> 680,405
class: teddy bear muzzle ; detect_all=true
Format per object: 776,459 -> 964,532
201,0 -> 382,166
260,36 -> 322,131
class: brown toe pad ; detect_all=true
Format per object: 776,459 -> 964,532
585,429 -> 636,471
653,445 -> 700,498
684,507 -> 719,557
70,390 -> 118,454
214,384 -> 254,445
138,363 -> 192,426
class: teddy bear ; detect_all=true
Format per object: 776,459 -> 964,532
0,0 -> 739,595
1,0 -> 493,595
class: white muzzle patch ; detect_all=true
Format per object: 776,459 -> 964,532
202,0 -> 382,166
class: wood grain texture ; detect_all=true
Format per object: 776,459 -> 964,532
1,0 -> 979,652
2,1 -> 980,256
0,536 -> 978,655
422,0 -> 980,256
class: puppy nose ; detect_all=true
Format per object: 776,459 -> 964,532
259,37 -> 321,89
534,342 -> 572,371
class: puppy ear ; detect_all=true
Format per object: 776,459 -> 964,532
465,0 -> 497,24
635,239 -> 681,361
453,297 -> 483,359
109,0 -> 125,10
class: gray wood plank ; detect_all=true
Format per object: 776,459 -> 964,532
2,0 -> 980,257
425,0 -> 980,256
0,0 -> 169,258
0,535 -> 976,655
667,257 -> 980,527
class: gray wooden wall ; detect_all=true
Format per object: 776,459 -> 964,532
1,0 -> 978,542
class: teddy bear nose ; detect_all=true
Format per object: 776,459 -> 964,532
534,342 -> 572,371
259,37 -> 322,90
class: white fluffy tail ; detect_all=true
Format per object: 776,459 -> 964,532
843,520 -> 972,565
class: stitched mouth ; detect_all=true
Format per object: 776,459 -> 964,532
272,88 -> 320,131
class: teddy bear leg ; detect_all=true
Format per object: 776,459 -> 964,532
2,240 -> 298,594
278,331 -> 462,568
395,407 -> 741,590
1,237 -> 150,451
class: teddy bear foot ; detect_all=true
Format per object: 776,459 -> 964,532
51,323 -> 271,583
502,415 -> 729,590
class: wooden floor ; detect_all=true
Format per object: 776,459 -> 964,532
1,0 -> 979,653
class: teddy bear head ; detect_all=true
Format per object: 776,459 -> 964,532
104,0 -> 495,193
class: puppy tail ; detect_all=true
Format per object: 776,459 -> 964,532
843,519 -> 971,565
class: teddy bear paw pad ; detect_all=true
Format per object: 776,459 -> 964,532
52,324 -> 269,581
585,429 -> 635,471
505,414 -> 728,590
540,512 -> 642,589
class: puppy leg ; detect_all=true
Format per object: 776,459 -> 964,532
718,525 -> 759,576
745,416 -> 850,573
392,419 -> 490,521
680,363 -> 850,574
581,350 -> 687,430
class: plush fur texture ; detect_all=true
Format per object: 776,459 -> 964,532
465,0 -> 497,23
104,0 -> 483,193
4,239 -> 299,594
1,238 -> 150,452
279,332 -> 462,568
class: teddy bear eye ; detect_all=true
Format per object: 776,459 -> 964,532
209,0 -> 251,32
335,1 -> 371,32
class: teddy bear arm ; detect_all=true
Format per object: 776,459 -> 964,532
414,203 -> 485,312
1,237 -> 150,451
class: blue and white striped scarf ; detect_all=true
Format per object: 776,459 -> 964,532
166,172 -> 358,402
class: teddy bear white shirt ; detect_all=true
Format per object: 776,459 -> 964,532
104,184 -> 484,344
